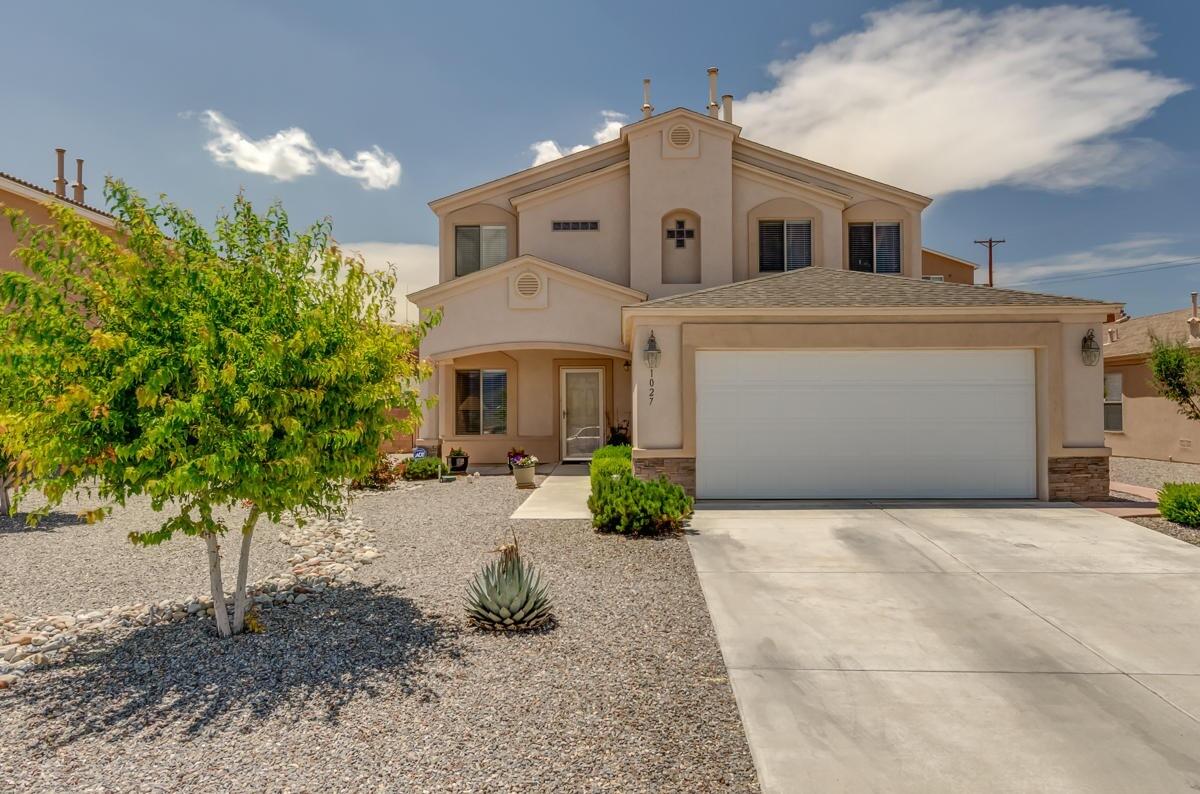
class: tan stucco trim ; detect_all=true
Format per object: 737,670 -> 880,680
410,253 -> 647,306
509,161 -> 630,210
618,107 -> 742,142
430,341 -> 631,362
735,139 -> 932,208
428,139 -> 628,212
732,161 -> 853,205
621,305 -> 1120,343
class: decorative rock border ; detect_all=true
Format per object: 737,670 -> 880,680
0,513 -> 381,688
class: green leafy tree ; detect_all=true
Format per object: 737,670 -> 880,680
0,179 -> 436,637
1149,336 -> 1200,422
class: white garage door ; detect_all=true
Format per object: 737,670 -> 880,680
696,350 -> 1036,499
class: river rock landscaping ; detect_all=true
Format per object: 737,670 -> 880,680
0,474 -> 756,792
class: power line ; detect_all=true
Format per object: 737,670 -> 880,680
1005,256 -> 1200,287
974,237 -> 1005,287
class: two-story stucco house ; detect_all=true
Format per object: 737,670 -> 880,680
409,71 -> 1118,502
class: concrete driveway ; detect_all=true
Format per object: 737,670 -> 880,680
688,501 -> 1200,793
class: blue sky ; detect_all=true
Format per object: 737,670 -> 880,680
2,1 -> 1198,316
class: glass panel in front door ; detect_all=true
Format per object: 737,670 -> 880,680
564,371 -> 602,458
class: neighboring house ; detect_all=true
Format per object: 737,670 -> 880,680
1103,301 -> 1200,464
408,70 -> 1117,501
0,149 -> 114,274
920,248 -> 978,284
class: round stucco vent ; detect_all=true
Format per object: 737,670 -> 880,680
514,271 -> 542,298
668,124 -> 693,148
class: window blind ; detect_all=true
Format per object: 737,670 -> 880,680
455,370 -> 481,434
874,222 -> 901,274
848,223 -> 874,272
481,370 -> 507,435
480,226 -> 508,269
455,226 -> 481,277
759,220 -> 784,272
785,221 -> 812,269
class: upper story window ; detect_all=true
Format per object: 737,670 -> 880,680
849,221 -> 901,274
759,220 -> 812,272
552,221 -> 599,231
455,225 -> 508,277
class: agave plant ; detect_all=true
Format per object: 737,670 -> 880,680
465,535 -> 553,631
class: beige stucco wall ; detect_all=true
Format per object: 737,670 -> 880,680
626,312 -> 1111,500
516,169 -> 630,286
1105,359 -> 1200,464
921,251 -> 977,284
1061,322 -> 1105,448
628,122 -> 735,298
0,190 -> 117,274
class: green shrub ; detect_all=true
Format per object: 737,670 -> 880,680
404,456 -> 447,480
1159,482 -> 1200,526
587,445 -> 692,535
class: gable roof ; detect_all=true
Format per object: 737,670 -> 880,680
407,254 -> 646,306
631,267 -> 1115,311
1104,307 -> 1198,359
0,170 -> 115,226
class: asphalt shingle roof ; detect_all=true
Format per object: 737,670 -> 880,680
0,171 -> 114,219
1104,307 -> 1199,359
635,267 -> 1113,310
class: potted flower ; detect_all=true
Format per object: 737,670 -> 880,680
511,454 -> 539,488
506,446 -> 528,473
447,447 -> 469,473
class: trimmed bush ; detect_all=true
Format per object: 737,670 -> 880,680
587,445 -> 692,535
1159,482 -> 1200,527
403,456 -> 447,481
351,455 -> 403,490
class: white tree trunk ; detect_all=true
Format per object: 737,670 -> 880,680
204,532 -> 232,639
231,508 -> 260,635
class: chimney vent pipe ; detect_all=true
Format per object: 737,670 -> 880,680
641,78 -> 654,120
707,67 -> 719,117
73,158 -> 86,204
1192,291 -> 1198,319
722,94 -> 733,123
54,148 -> 67,197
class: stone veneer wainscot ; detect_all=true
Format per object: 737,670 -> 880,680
633,456 -> 696,496
1048,456 -> 1110,502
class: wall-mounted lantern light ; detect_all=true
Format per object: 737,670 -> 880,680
1081,329 -> 1101,367
643,330 -> 661,369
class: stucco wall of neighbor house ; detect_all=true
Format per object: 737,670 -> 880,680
416,348 -> 631,464
921,250 -> 977,284
626,312 -> 1112,500
516,168 -> 631,286
0,189 -> 117,274
1105,359 -> 1200,464
628,122 -> 735,299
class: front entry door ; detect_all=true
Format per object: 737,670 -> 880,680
561,367 -> 605,460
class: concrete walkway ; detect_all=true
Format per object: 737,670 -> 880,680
689,501 -> 1200,792
509,463 -> 591,519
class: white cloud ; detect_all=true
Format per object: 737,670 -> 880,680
737,4 -> 1187,196
999,235 -> 1195,286
809,20 -> 834,38
199,110 -> 401,190
339,241 -> 438,322
530,110 -> 627,166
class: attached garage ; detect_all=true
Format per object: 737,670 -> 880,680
695,349 -> 1036,499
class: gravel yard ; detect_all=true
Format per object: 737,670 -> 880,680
1110,456 -> 1200,490
0,475 -> 757,792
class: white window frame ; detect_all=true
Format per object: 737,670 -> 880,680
1104,372 -> 1124,433
848,220 -> 902,274
758,218 -> 813,273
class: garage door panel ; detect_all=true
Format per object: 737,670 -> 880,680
696,350 -> 1036,499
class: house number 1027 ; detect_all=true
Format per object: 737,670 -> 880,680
648,370 -> 655,405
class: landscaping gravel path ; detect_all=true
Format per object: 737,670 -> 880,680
0,490 -> 292,615
0,476 -> 757,792
1110,456 -> 1200,490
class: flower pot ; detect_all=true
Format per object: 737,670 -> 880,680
448,454 -> 469,473
513,465 -> 537,487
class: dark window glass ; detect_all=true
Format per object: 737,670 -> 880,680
455,370 -> 481,434
849,223 -> 874,272
455,226 -> 481,277
759,220 -> 785,272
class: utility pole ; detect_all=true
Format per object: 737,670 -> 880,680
974,238 -> 1005,287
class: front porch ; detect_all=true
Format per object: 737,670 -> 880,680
416,345 -> 632,464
